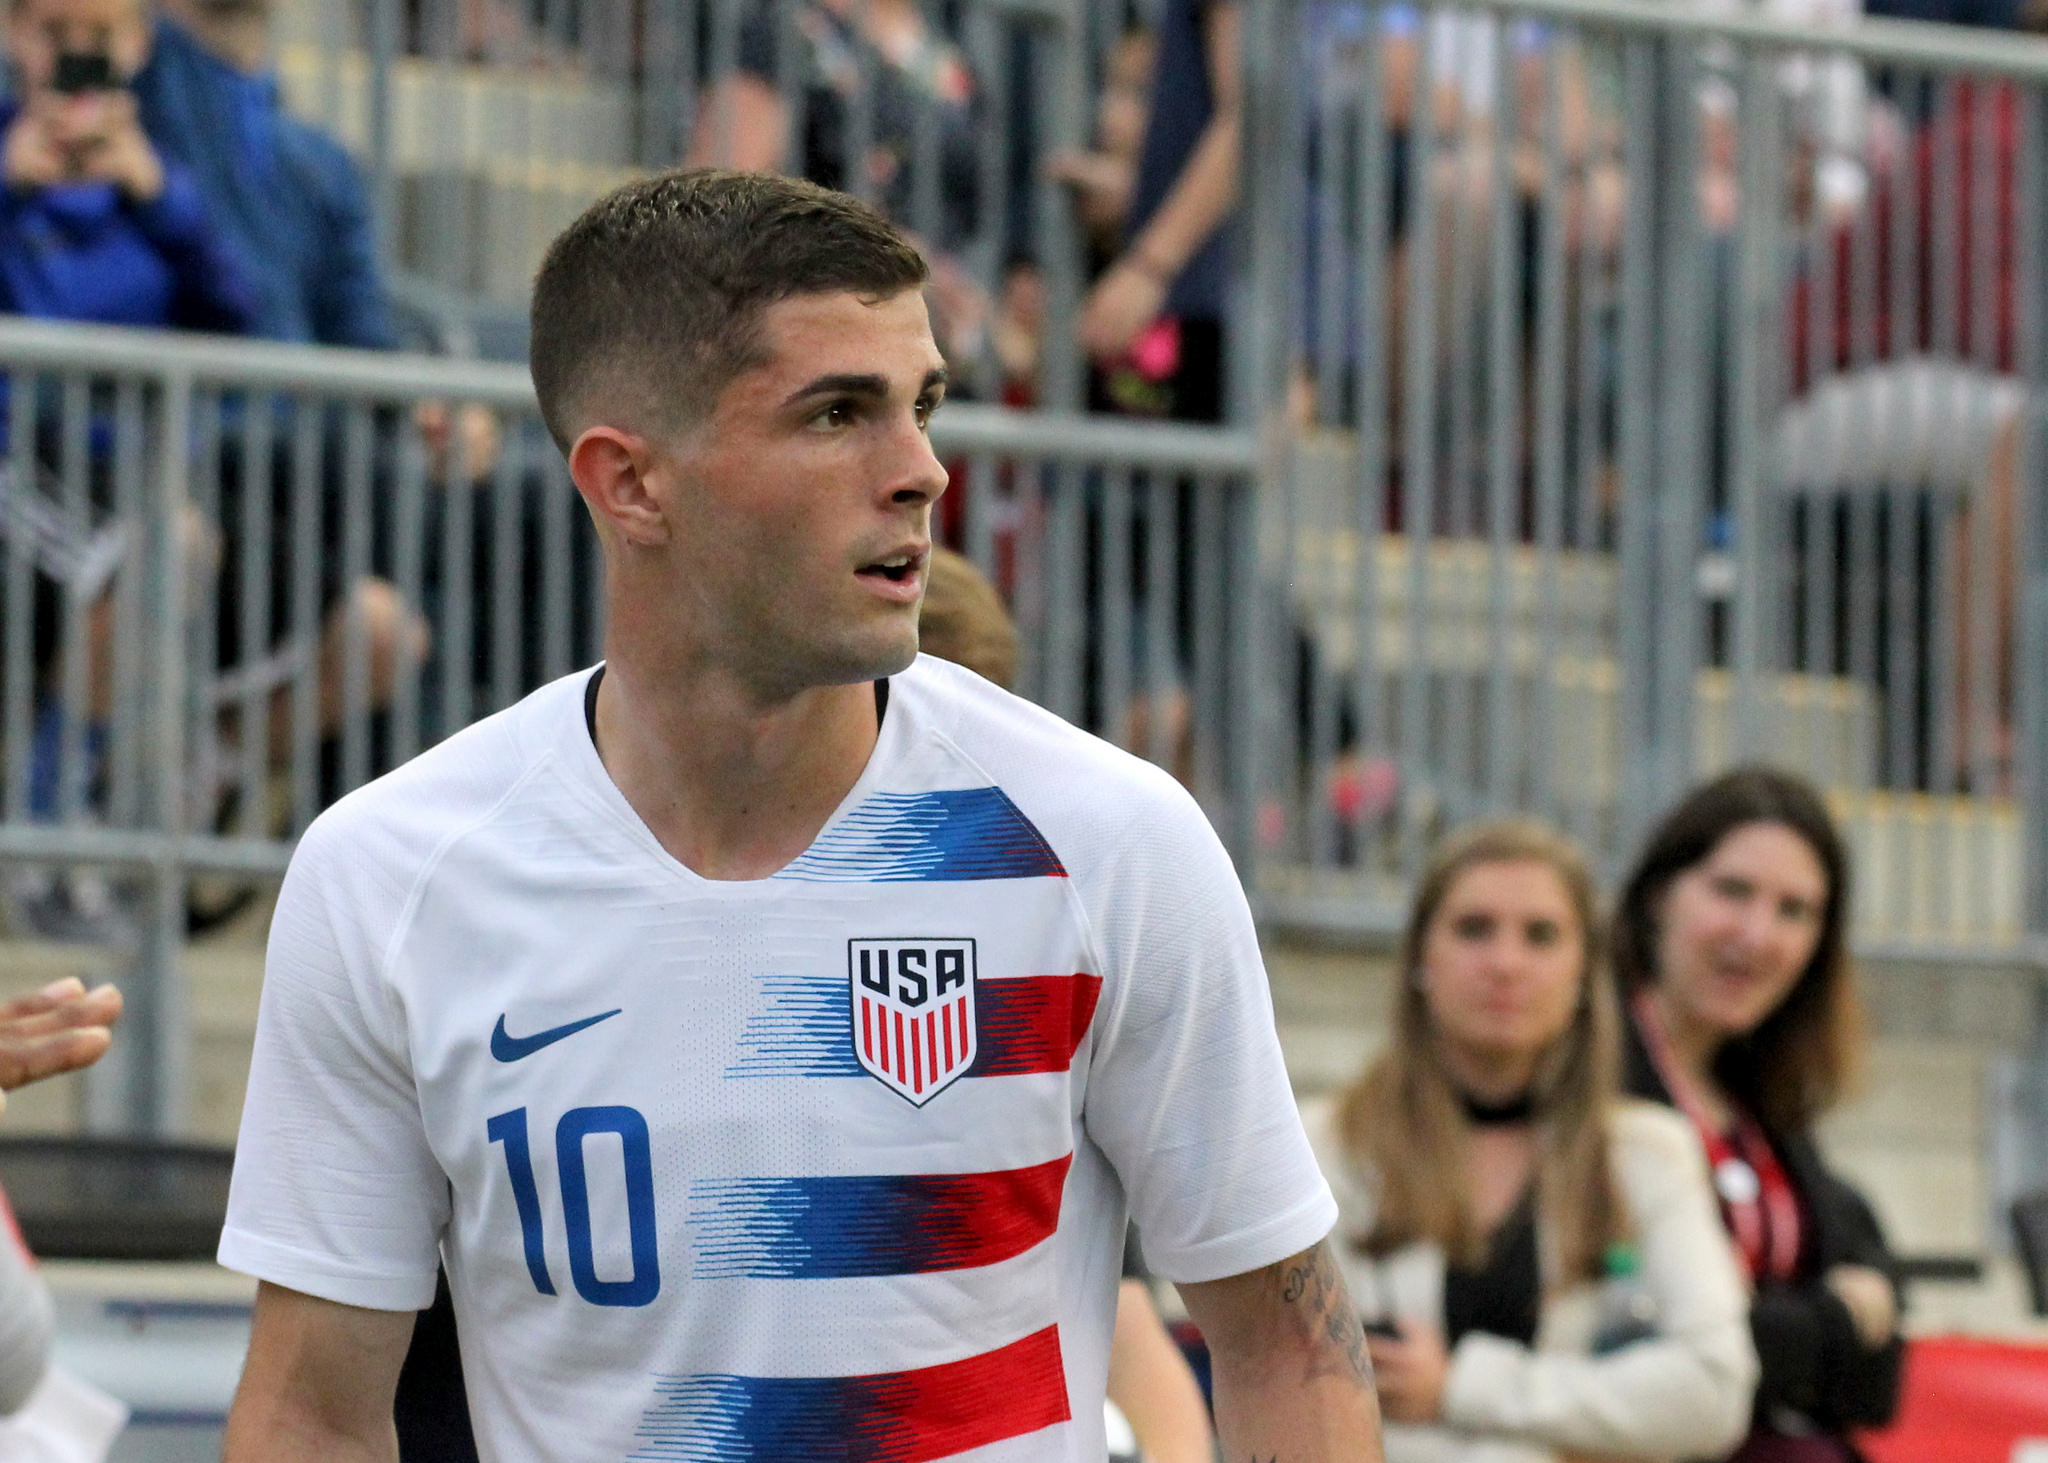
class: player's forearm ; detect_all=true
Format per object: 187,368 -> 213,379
1211,1365 -> 1385,1462
223,1397 -> 398,1463
1182,1240 -> 1387,1462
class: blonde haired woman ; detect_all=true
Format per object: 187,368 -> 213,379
1302,820 -> 1757,1462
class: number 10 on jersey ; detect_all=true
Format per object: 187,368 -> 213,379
487,1106 -> 662,1306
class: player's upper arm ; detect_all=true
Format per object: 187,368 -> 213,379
225,1282 -> 415,1463
1067,767 -> 1334,1283
218,815 -> 447,1310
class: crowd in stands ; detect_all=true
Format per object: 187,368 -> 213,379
0,2 -> 1987,1455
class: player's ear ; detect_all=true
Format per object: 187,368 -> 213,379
568,425 -> 671,548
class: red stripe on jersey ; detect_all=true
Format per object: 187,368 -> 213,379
971,974 -> 1103,1077
877,1323 -> 1071,1460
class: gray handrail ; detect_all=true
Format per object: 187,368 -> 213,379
0,318 -> 1262,470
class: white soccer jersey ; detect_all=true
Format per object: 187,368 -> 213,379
220,655 -> 1335,1462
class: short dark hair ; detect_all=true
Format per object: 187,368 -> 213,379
529,169 -> 929,451
1612,764 -> 1862,1132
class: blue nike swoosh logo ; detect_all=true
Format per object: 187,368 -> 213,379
491,1009 -> 622,1062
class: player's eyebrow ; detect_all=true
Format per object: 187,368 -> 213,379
780,366 -> 950,411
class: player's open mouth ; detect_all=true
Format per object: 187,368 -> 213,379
855,547 -> 928,600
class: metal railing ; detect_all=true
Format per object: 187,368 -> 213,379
1243,0 -> 2048,962
4,0 -> 2047,1140
0,318 -> 1261,1132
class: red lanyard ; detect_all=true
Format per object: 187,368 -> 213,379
1634,992 -> 1804,1285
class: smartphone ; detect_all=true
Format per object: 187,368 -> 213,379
52,51 -> 117,95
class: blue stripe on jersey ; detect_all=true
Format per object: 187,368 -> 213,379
774,787 -> 1066,882
686,1156 -> 1069,1279
726,977 -> 864,1078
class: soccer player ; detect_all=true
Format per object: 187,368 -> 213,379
219,169 -> 1382,1462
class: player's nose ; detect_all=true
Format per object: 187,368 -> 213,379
881,411 -> 949,507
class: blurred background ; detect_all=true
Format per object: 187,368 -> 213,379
0,0 -> 2046,1457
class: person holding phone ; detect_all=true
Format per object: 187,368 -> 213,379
0,0 -> 253,332
1302,820 -> 1758,1463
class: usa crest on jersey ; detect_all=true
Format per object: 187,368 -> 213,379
849,939 -> 977,1105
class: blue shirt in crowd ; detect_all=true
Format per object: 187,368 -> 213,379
133,18 -> 395,349
1129,0 -> 1232,325
0,106 -> 257,334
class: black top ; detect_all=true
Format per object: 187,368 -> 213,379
1442,1190 -> 1542,1348
1621,1011 -> 1905,1436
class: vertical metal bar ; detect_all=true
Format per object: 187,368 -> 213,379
639,0 -> 684,171
910,0 -> 945,249
1193,473 -> 1228,804
289,401 -> 321,832
1312,38 -> 1350,429
1531,41 -> 1570,829
846,0 -> 880,208
139,371 -> 194,1136
1966,81 -> 2001,792
1034,0 -> 1089,413
441,411 -> 476,740
965,5 -> 1010,304
541,441 -> 573,683
235,398 -> 275,837
965,452 -> 998,580
491,425 -> 523,713
390,404 -> 426,766
1043,463 -> 1083,724
1396,12 -> 1440,877
2012,83 -> 2048,937
367,0 -> 400,268
1656,33 -> 1705,803
1482,18 -> 1523,811
1614,34 -> 1661,860
1145,472 -> 1176,773
1012,457 -> 1046,706
1,375 -> 33,821
54,375 -> 91,825
1845,147 -> 1882,797
1101,468 -> 1133,750
106,380 -> 145,831
340,406 -> 374,793
1226,463 -> 1264,868
1349,4 -> 1393,864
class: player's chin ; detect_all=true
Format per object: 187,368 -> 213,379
813,620 -> 920,686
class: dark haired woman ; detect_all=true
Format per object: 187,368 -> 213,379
1305,820 -> 1756,1463
1615,766 -> 1903,1461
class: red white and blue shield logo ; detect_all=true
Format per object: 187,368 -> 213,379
849,938 -> 977,1105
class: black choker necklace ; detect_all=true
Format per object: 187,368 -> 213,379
1457,1087 -> 1538,1127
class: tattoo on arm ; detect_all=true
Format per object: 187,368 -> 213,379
1279,1239 -> 1373,1385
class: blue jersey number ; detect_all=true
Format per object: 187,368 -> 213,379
487,1106 -> 662,1307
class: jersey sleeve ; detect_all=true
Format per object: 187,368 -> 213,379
1074,773 -> 1335,1284
217,816 -> 448,1311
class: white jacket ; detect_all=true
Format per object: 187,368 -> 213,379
1302,1097 -> 1759,1463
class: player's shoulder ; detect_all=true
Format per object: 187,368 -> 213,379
893,655 -> 1218,872
291,670 -> 582,882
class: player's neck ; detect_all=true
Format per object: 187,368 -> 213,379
590,655 -> 880,881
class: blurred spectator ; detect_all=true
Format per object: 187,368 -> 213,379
1614,767 -> 1904,1458
1302,819 -> 1757,1463
0,0 -> 254,331
687,0 -> 979,252
1081,0 -> 1238,425
138,0 -> 396,348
